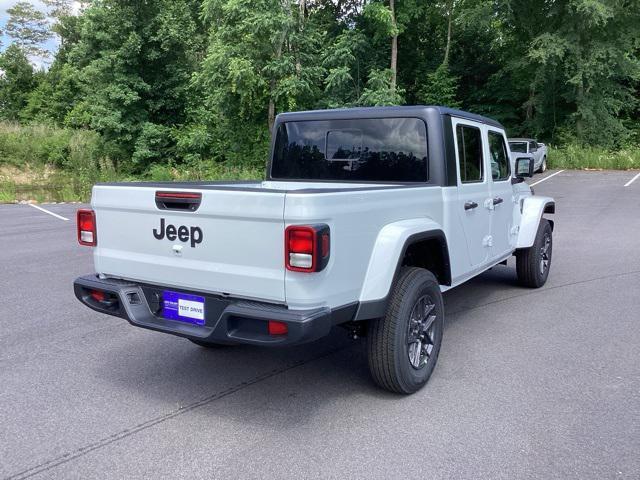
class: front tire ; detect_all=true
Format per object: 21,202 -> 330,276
538,156 -> 547,173
516,219 -> 553,288
367,268 -> 444,394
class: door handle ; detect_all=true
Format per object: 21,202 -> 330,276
464,201 -> 478,210
492,197 -> 503,206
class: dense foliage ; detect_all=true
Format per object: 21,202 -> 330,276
0,0 -> 639,175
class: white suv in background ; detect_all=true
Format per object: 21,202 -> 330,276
508,138 -> 548,173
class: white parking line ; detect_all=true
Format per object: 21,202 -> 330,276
28,203 -> 69,221
529,170 -> 565,187
624,172 -> 640,187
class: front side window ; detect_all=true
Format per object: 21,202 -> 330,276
456,124 -> 483,183
489,131 -> 510,181
271,118 -> 428,182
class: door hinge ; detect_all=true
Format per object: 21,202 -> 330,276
482,235 -> 493,247
510,226 -> 519,236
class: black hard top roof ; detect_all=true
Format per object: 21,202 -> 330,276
275,105 -> 504,129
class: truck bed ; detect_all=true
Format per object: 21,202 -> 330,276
89,180 -> 443,308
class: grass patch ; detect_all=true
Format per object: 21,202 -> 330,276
146,160 -> 264,183
0,123 -> 76,168
548,145 -> 640,170
0,122 -> 265,202
0,160 -> 265,203
0,182 -> 16,203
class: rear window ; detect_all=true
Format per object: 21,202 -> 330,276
271,118 -> 428,182
509,142 -> 527,153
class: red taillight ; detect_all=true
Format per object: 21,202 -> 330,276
288,229 -> 314,254
268,320 -> 288,336
77,209 -> 97,246
285,224 -> 330,272
90,290 -> 105,302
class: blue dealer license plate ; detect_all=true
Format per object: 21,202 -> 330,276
162,290 -> 205,326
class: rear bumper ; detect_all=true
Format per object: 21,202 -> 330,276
73,274 -> 356,347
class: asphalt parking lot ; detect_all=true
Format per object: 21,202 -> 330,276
1,170 -> 639,480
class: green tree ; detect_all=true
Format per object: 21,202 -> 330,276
6,2 -> 52,59
42,0 -> 77,49
529,0 -> 640,146
62,0 -> 204,169
321,29 -> 368,107
9,0 -> 640,176
0,44 -> 37,120
196,0 -> 325,162
417,64 -> 460,108
21,12 -> 86,125
358,68 -> 404,105
22,63 -> 81,123
42,0 -> 93,19
363,0 -> 400,95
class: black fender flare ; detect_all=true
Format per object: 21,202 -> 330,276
354,230 -> 451,321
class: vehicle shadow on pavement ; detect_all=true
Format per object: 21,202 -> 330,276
443,262 -> 526,321
94,325 -> 389,424
90,264 -> 529,425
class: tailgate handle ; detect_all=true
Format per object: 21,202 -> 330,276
155,191 -> 202,212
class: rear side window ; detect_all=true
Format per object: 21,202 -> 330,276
271,118 -> 428,182
455,124 -> 483,183
509,142 -> 527,153
489,131 -> 510,181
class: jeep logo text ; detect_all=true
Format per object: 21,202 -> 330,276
153,218 -> 203,248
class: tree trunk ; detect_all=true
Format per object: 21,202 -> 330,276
269,0 -> 290,136
269,37 -> 284,134
295,0 -> 306,75
526,85 -> 535,120
576,76 -> 585,143
299,0 -> 306,20
268,87 -> 276,133
389,0 -> 398,91
442,0 -> 453,65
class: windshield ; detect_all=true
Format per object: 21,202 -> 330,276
271,118 -> 428,182
509,142 -> 528,153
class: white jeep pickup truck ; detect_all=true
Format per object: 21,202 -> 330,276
74,106 -> 555,394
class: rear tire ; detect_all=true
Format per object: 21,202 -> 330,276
516,219 -> 552,288
367,268 -> 444,394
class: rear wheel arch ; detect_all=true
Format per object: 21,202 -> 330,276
399,232 -> 452,287
355,230 -> 451,321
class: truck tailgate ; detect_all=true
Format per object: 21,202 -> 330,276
91,185 -> 286,302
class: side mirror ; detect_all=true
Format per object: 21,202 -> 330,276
530,146 -> 538,152
515,157 -> 534,179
